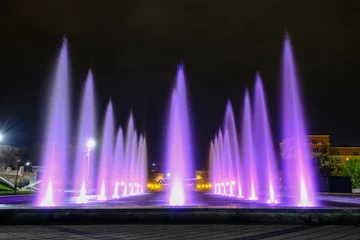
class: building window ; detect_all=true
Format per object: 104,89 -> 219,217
321,140 -> 326,144
312,148 -> 318,153
354,152 -> 359,156
311,140 -> 318,144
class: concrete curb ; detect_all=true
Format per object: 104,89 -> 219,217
1,208 -> 360,225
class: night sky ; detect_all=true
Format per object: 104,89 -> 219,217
0,1 -> 359,170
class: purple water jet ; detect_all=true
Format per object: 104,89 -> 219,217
112,127 -> 124,199
122,114 -> 135,197
253,73 -> 279,204
36,38 -> 70,207
223,101 -> 242,197
282,35 -> 317,206
74,70 -> 96,204
97,101 -> 114,201
166,65 -> 193,206
241,90 -> 259,200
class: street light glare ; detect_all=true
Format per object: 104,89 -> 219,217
0,133 -> 3,142
86,139 -> 96,148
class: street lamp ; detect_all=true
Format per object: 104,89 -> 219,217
26,162 -> 30,166
14,157 -> 21,194
86,139 -> 96,182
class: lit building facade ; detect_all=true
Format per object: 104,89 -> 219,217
280,135 -> 360,161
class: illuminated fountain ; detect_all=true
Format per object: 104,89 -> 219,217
166,65 -> 193,206
97,101 -> 115,201
223,101 -> 242,198
253,73 -> 279,204
112,127 -> 124,199
282,35 -> 317,206
36,38 -> 70,207
74,70 -> 96,204
210,101 -> 242,198
241,90 -> 259,200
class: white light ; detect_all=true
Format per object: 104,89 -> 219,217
86,139 -> 96,148
26,162 -> 30,166
0,133 -> 3,142
166,173 -> 171,177
152,163 -> 156,166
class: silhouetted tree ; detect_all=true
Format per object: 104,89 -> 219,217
316,143 -> 342,176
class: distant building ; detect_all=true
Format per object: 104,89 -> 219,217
331,146 -> 360,161
0,145 -> 20,170
280,135 -> 360,161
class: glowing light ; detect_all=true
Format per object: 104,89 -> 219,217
97,182 -> 106,201
76,182 -> 88,204
39,181 -> 55,207
112,184 -> 120,199
248,183 -> 258,200
298,176 -> 312,207
167,173 -> 171,177
169,180 -> 185,206
86,139 -> 96,149
0,133 -> 3,142
196,175 -> 201,180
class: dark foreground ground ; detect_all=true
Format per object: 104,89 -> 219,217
2,224 -> 360,239
1,191 -> 360,225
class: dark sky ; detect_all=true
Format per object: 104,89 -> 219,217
0,0 -> 359,169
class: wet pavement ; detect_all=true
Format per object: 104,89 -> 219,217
1,224 -> 360,239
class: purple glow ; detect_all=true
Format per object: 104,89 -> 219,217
122,114 -> 135,197
253,73 -> 279,204
74,70 -> 96,202
282,35 -> 317,206
166,65 -> 193,206
241,90 -> 259,200
112,127 -> 124,199
96,101 -> 114,201
223,101 -> 242,197
36,38 -> 69,206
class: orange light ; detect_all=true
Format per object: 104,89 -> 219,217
197,175 -> 201,179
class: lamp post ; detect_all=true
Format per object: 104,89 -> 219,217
14,157 -> 21,194
86,139 -> 95,183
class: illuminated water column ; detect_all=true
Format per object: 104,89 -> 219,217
282,35 -> 317,206
129,131 -> 138,195
123,114 -> 135,197
74,70 -> 96,204
241,90 -> 259,200
97,101 -> 114,201
253,73 -> 279,204
209,141 -> 216,193
223,101 -> 242,198
166,65 -> 193,206
112,127 -> 124,199
36,38 -> 70,207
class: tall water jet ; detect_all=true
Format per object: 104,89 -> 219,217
253,73 -> 279,204
112,127 -> 124,199
241,90 -> 258,200
123,114 -> 135,197
282,35 -> 316,206
166,65 -> 193,206
223,101 -> 242,198
129,131 -> 138,195
97,101 -> 114,201
209,141 -> 215,193
36,38 -> 70,206
139,137 -> 148,194
74,70 -> 96,204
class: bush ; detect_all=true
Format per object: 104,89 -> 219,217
340,159 -> 360,189
0,183 -> 12,191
